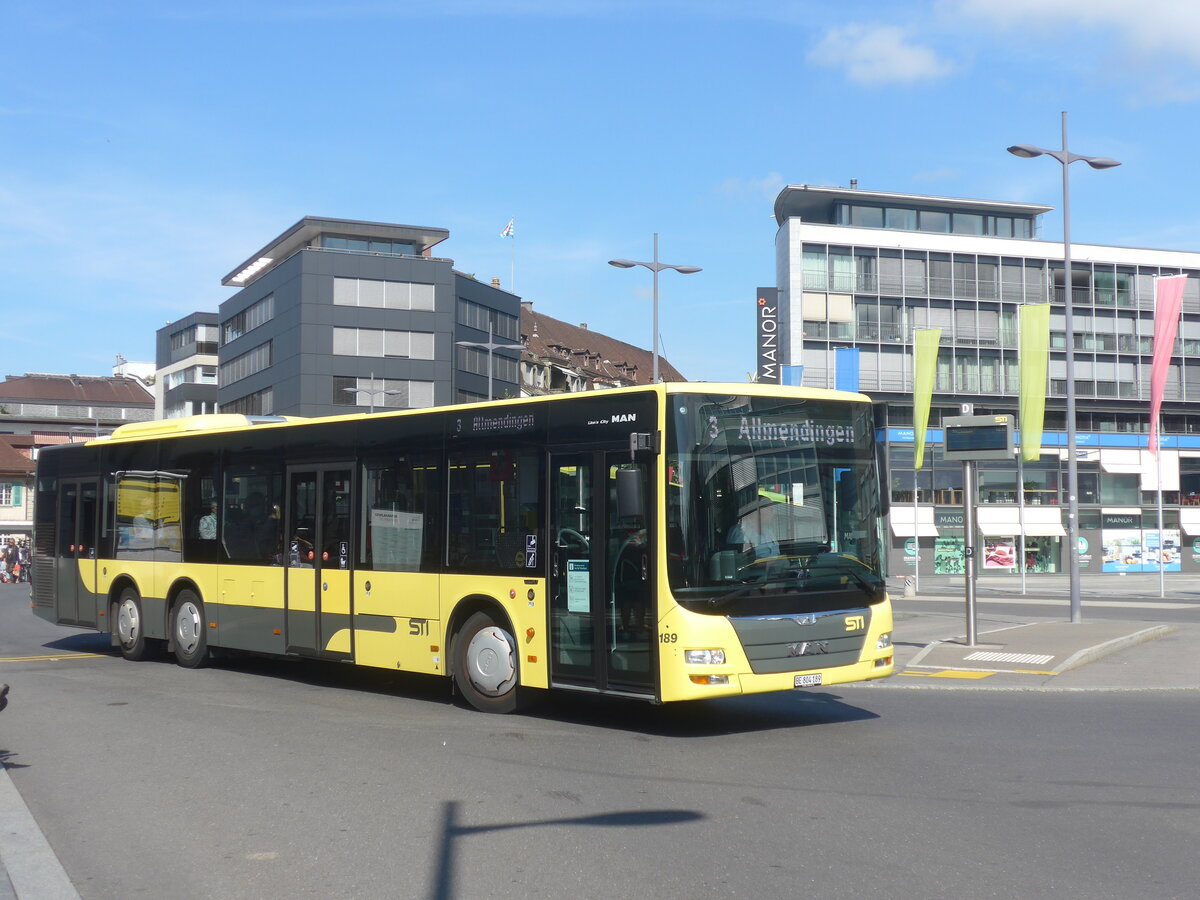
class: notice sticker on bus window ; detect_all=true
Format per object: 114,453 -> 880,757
526,534 -> 537,568
567,559 -> 589,612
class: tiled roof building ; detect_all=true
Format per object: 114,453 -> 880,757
519,301 -> 684,395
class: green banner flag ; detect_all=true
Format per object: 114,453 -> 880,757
1019,304 -> 1051,463
913,328 -> 941,470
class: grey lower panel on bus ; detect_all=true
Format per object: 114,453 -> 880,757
730,607 -> 871,675
354,614 -> 398,634
218,605 -> 286,654
142,595 -> 168,640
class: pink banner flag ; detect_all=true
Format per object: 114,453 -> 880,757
1149,275 -> 1188,454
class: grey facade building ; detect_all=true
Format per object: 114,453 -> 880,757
155,312 -> 219,419
773,183 -> 1200,580
216,216 -> 519,417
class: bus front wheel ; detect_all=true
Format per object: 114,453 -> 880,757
116,587 -> 151,661
171,590 -> 209,669
452,611 -> 518,713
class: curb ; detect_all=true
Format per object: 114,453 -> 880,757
0,763 -> 80,900
1052,624 -> 1177,673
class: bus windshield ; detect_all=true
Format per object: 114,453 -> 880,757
666,393 -> 886,615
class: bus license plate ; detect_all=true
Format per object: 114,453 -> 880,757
794,673 -> 822,688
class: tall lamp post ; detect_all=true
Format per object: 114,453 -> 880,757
608,233 -> 701,383
342,372 -> 402,414
456,320 -> 523,401
1008,111 -> 1121,624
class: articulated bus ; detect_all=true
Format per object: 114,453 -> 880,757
32,383 -> 894,712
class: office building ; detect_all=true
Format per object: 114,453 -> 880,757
217,216 -> 520,417
155,312 -> 219,419
772,183 -> 1200,578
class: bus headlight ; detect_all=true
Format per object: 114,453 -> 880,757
684,649 -> 726,665
876,632 -> 892,650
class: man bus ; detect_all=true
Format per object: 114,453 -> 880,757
32,383 -> 893,712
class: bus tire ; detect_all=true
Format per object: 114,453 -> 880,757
115,587 -> 151,661
452,611 -> 518,713
171,589 -> 209,669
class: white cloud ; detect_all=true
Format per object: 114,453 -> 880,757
952,0 -> 1200,65
808,24 -> 954,86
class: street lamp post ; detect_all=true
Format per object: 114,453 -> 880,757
342,372 -> 402,414
455,320 -> 523,401
1008,111 -> 1121,624
608,234 -> 701,383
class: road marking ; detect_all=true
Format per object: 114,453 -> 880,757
902,596 -> 1197,610
900,670 -> 994,679
0,653 -> 107,663
964,651 -> 1055,665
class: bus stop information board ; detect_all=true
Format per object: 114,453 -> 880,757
942,414 -> 1014,460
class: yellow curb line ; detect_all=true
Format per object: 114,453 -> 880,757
0,653 -> 108,663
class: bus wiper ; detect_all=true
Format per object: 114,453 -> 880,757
706,575 -> 805,609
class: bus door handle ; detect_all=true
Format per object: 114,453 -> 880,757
322,582 -> 328,592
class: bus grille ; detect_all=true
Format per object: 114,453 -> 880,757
32,558 -> 55,608
729,607 -> 870,675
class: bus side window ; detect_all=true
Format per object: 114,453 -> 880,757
447,449 -> 542,573
361,454 -> 442,573
223,470 -> 283,565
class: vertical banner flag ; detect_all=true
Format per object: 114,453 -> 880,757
912,328 -> 941,470
1149,274 -> 1188,454
835,347 -> 860,393
1018,304 -> 1051,463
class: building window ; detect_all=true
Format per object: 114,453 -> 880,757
332,377 -> 434,409
457,299 -> 519,340
320,235 -> 416,256
332,327 -> 436,360
222,294 -> 274,344
220,342 -> 271,384
919,211 -> 951,233
221,387 -> 273,416
333,277 -> 435,311
170,326 -> 196,350
456,346 -> 518,383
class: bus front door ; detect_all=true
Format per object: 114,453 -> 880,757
548,451 -> 654,696
55,479 -> 98,627
285,466 -> 354,660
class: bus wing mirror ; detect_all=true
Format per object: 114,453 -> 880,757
615,467 -> 644,520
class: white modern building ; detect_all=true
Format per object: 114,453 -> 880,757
772,183 -> 1200,579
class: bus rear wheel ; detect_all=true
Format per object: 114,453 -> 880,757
452,611 -> 518,713
116,587 -> 151,661
171,590 -> 209,669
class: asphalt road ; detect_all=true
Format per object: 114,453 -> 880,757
2,584 -> 1198,899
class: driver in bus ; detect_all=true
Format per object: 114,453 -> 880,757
727,513 -> 780,560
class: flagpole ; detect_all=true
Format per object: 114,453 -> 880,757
1157,413 -> 1165,598
1017,441 -> 1028,595
510,231 -> 516,294
1017,311 -> 1027,594
906,307 -> 919,596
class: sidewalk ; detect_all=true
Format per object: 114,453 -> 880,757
878,572 -> 1200,690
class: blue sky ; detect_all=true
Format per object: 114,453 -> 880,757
4,1 -> 1200,384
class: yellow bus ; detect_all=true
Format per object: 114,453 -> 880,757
32,383 -> 894,712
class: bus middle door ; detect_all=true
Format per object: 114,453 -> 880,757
548,450 -> 654,695
286,466 -> 354,660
